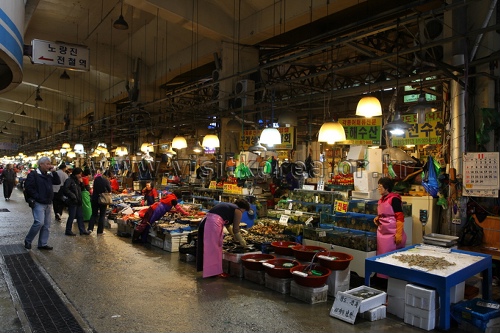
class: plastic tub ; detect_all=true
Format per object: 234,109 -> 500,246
291,245 -> 328,261
241,254 -> 276,271
271,241 -> 299,256
263,258 -> 300,279
317,251 -> 353,270
290,264 -> 331,288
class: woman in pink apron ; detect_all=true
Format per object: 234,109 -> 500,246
196,199 -> 250,278
374,177 -> 406,280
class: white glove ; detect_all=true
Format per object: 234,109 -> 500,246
234,232 -> 247,247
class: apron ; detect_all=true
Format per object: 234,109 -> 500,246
195,213 -> 226,278
376,192 -> 407,278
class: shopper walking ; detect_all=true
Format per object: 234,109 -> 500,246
0,164 -> 16,200
373,177 -> 406,280
23,157 -> 61,250
61,167 -> 91,236
196,199 -> 249,278
52,163 -> 69,221
87,168 -> 111,235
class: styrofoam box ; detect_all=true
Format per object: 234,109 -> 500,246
451,281 -> 465,304
222,259 -> 230,274
360,304 -> 387,321
243,268 -> 265,285
223,251 -> 261,263
404,305 -> 438,331
405,284 -> 438,311
387,277 -> 407,298
342,286 -> 387,313
290,281 -> 328,304
229,261 -> 244,278
387,295 -> 405,319
264,273 -> 291,294
327,268 -> 350,297
150,236 -> 164,249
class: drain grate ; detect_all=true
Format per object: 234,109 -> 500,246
4,252 -> 86,333
0,208 -> 10,212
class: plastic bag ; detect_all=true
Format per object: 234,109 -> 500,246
421,156 -> 439,198
82,190 -> 92,221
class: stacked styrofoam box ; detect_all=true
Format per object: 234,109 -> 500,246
386,277 -> 407,319
243,268 -> 265,285
404,284 -> 439,331
163,234 -> 188,252
343,286 -> 387,313
265,273 -> 292,294
360,305 -> 387,321
229,261 -> 244,278
290,281 -> 328,304
327,268 -> 350,297
450,281 -> 465,304
149,235 -> 165,249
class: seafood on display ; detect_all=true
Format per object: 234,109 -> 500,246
392,253 -> 456,271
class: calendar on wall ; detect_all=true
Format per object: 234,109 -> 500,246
463,152 -> 499,197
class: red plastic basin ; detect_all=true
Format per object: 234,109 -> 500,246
290,264 -> 331,288
271,241 -> 299,256
291,245 -> 328,261
264,258 -> 300,279
317,251 -> 353,271
241,254 -> 276,271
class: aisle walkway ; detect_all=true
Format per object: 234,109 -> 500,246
0,187 -> 494,332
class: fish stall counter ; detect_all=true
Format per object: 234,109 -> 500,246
364,244 -> 492,330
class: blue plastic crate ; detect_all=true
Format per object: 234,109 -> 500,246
451,298 -> 500,331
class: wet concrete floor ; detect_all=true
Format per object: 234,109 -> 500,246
0,187 -> 492,332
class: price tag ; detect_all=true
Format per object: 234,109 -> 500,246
318,231 -> 326,238
315,195 -> 319,203
329,292 -> 362,324
279,215 -> 289,225
477,301 -> 500,309
295,211 -> 303,216
192,198 -> 196,204
334,200 -> 349,213
218,195 -> 222,201
317,179 -> 324,191
305,217 -> 313,225
288,202 -> 293,210
209,181 -> 217,189
284,210 -> 292,215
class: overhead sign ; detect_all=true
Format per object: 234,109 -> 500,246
338,117 -> 382,145
240,127 -> 295,150
392,112 -> 443,146
31,39 -> 90,71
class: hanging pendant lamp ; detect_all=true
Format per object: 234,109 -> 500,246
172,136 -> 187,149
260,128 -> 281,147
248,137 -> 267,154
356,96 -> 382,118
202,134 -> 220,148
318,121 -> 346,144
383,111 -> 412,136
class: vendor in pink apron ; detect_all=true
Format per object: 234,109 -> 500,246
196,199 -> 250,278
374,177 -> 406,279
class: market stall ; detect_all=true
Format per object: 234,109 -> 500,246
364,244 -> 493,330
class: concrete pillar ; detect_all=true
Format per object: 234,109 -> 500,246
0,0 -> 24,92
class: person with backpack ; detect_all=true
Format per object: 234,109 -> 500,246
23,157 -> 61,250
61,167 -> 91,236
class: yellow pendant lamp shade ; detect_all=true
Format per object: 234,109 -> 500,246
172,136 -> 187,149
356,96 -> 382,118
318,121 -> 346,144
115,146 -> 129,156
202,134 -> 220,148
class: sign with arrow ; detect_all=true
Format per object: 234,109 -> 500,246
31,39 -> 90,71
